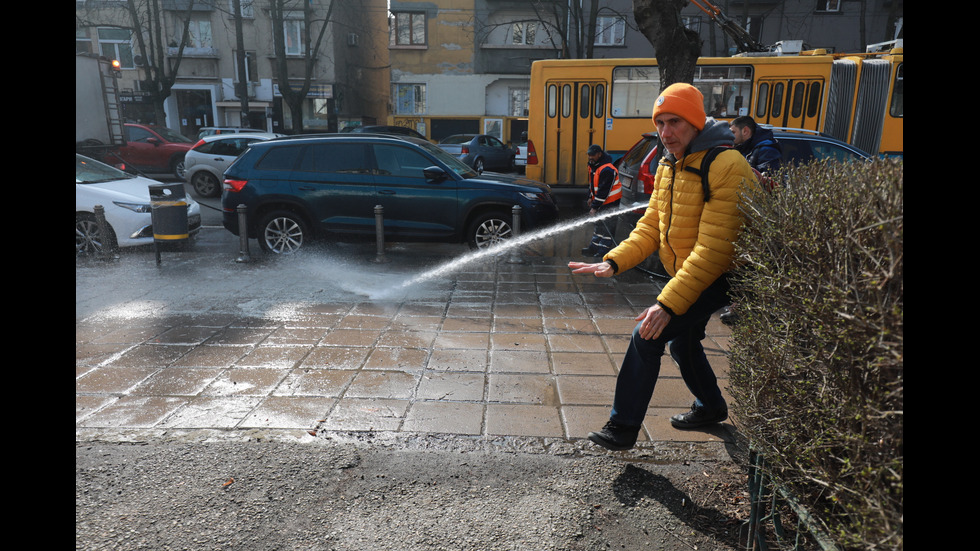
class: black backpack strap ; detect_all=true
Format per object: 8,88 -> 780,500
683,146 -> 730,202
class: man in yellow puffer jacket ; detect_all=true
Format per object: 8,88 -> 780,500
569,83 -> 759,451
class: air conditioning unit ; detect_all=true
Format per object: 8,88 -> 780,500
347,33 -> 359,47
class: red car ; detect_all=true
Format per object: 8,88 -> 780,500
611,132 -> 667,277
615,132 -> 662,216
105,124 -> 195,180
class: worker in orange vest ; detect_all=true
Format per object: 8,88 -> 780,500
582,144 -> 622,257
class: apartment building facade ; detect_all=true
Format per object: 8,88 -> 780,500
75,0 -> 390,138
75,1 -> 901,143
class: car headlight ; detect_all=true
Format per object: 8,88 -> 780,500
113,201 -> 152,213
519,191 -> 552,204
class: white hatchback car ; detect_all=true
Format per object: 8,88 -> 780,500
76,154 -> 201,254
184,133 -> 281,198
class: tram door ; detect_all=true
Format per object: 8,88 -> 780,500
544,81 -> 606,187
754,78 -> 824,131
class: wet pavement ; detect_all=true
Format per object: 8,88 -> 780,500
76,220 -> 734,449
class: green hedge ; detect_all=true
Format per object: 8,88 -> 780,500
728,158 -> 903,549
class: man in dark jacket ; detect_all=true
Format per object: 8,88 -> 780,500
730,116 -> 781,173
724,116 -> 782,327
582,144 -> 621,257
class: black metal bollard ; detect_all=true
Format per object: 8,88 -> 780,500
235,204 -> 251,263
508,204 -> 524,264
93,205 -> 117,262
371,205 -> 389,263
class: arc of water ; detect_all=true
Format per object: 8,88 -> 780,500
396,201 -> 648,291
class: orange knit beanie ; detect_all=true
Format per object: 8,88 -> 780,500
651,83 -> 706,131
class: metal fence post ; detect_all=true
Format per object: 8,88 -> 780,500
372,204 -> 389,263
235,204 -> 250,263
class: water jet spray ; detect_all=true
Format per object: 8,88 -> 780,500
380,201 -> 648,296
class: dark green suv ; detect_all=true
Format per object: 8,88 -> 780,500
221,134 -> 559,253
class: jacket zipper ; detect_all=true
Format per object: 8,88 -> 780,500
665,158 -> 676,274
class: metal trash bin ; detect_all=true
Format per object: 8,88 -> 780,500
148,183 -> 188,243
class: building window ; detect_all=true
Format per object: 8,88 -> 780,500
512,22 -> 537,46
682,16 -> 702,34
98,27 -> 134,69
230,0 -> 254,18
182,17 -> 213,49
510,87 -> 529,117
816,0 -> 841,12
595,16 -> 625,46
394,83 -> 426,115
284,17 -> 304,55
391,12 -> 426,46
76,28 -> 93,54
235,51 -> 258,83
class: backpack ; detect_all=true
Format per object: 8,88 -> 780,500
682,145 -> 731,203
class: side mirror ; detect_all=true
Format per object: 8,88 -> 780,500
423,165 -> 449,183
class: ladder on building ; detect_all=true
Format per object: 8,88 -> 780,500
98,57 -> 126,147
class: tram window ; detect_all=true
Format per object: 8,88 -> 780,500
771,83 -> 784,118
548,85 -> 557,118
890,63 -> 903,117
697,66 -> 750,81
594,84 -> 605,118
756,83 -> 769,118
807,82 -> 821,118
562,84 -> 572,118
694,66 -> 752,117
580,85 -> 591,118
611,66 -> 659,117
791,82 -> 805,117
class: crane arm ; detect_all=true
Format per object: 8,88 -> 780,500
689,0 -> 768,53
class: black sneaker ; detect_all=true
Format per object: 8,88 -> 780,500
719,307 -> 739,327
670,402 -> 728,429
587,421 -> 640,451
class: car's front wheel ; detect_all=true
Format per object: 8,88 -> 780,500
191,171 -> 221,198
467,212 -> 513,250
257,210 -> 310,254
76,212 -> 117,255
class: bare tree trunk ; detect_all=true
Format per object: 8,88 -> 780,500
125,0 -> 197,125
584,0 -> 599,59
232,0 -> 251,128
270,0 -> 334,134
633,0 -> 701,91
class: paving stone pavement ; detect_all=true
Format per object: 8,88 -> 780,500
76,225 -> 734,447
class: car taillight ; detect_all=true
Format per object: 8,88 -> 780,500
461,145 -> 469,154
191,139 -> 206,150
526,140 -> 538,165
223,179 -> 248,193
636,145 -> 659,195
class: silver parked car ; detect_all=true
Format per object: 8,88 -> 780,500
184,132 -> 281,197
436,134 -> 516,174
